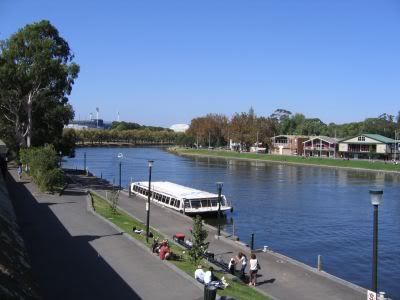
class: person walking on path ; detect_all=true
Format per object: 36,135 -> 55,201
17,163 -> 23,181
237,252 -> 247,279
249,253 -> 260,286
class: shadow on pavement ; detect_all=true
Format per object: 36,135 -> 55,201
6,172 -> 142,300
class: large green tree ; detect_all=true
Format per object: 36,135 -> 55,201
0,20 -> 79,148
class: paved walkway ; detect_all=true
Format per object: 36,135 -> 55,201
6,167 -> 203,300
69,171 -> 367,300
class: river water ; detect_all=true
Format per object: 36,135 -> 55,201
64,146 -> 400,298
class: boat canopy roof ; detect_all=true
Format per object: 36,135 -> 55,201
134,181 -> 221,200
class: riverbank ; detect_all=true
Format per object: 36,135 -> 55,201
170,147 -> 400,174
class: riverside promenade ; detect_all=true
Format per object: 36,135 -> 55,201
6,167 -> 203,300
68,171 -> 367,300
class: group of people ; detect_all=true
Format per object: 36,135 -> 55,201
152,238 -> 172,260
194,252 -> 261,288
227,252 -> 260,286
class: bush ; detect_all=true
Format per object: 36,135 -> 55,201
19,145 -> 64,191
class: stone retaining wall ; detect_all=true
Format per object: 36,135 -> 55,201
0,171 -> 39,299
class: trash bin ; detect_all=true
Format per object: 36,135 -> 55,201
204,285 -> 217,300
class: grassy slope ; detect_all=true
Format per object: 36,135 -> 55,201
172,148 -> 400,172
90,192 -> 269,300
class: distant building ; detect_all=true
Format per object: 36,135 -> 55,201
338,134 -> 395,159
303,136 -> 339,157
229,139 -> 242,151
170,124 -> 189,133
66,118 -> 109,130
271,135 -> 309,155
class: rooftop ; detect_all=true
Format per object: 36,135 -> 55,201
135,181 -> 221,199
340,133 -> 395,144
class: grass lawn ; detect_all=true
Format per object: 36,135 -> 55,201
171,148 -> 400,172
90,191 -> 269,300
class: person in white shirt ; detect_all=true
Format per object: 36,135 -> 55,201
203,266 -> 213,285
194,265 -> 205,283
249,253 -> 260,286
237,252 -> 247,279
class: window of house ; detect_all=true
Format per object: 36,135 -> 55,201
358,136 -> 365,141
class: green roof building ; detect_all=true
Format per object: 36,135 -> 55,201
338,134 -> 396,159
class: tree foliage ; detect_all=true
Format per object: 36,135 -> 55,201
188,215 -> 208,265
185,108 -> 400,150
0,20 -> 79,149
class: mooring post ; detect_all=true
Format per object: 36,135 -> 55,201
317,255 -> 322,271
251,233 -> 255,251
232,220 -> 235,238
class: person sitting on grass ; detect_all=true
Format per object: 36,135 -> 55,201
159,240 -> 171,260
194,265 -> 205,284
204,267 -> 228,289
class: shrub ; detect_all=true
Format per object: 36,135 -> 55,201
19,145 -> 64,191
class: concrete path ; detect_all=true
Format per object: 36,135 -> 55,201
6,167 -> 203,300
69,172 -> 367,300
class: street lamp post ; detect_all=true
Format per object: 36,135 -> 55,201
216,182 -> 223,236
117,153 -> 123,190
59,151 -> 62,168
146,160 -> 154,243
370,189 -> 383,293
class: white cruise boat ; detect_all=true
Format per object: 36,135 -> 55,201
130,181 -> 232,215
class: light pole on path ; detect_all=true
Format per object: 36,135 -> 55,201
117,153 -> 123,190
146,160 -> 154,243
216,182 -> 223,236
370,189 -> 383,293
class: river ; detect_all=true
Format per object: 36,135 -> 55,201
64,146 -> 400,298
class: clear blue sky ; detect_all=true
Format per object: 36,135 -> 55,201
1,0 -> 400,127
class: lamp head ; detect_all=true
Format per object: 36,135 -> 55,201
216,182 -> 223,188
369,189 -> 383,206
148,160 -> 154,167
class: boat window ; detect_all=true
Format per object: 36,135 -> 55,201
170,198 -> 175,206
201,199 -> 210,207
175,200 -> 180,208
155,193 -> 160,201
161,196 -> 166,203
211,199 -> 218,207
165,197 -> 170,205
191,200 -> 201,209
184,201 -> 191,208
144,189 -> 148,196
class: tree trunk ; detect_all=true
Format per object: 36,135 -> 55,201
26,94 -> 33,147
